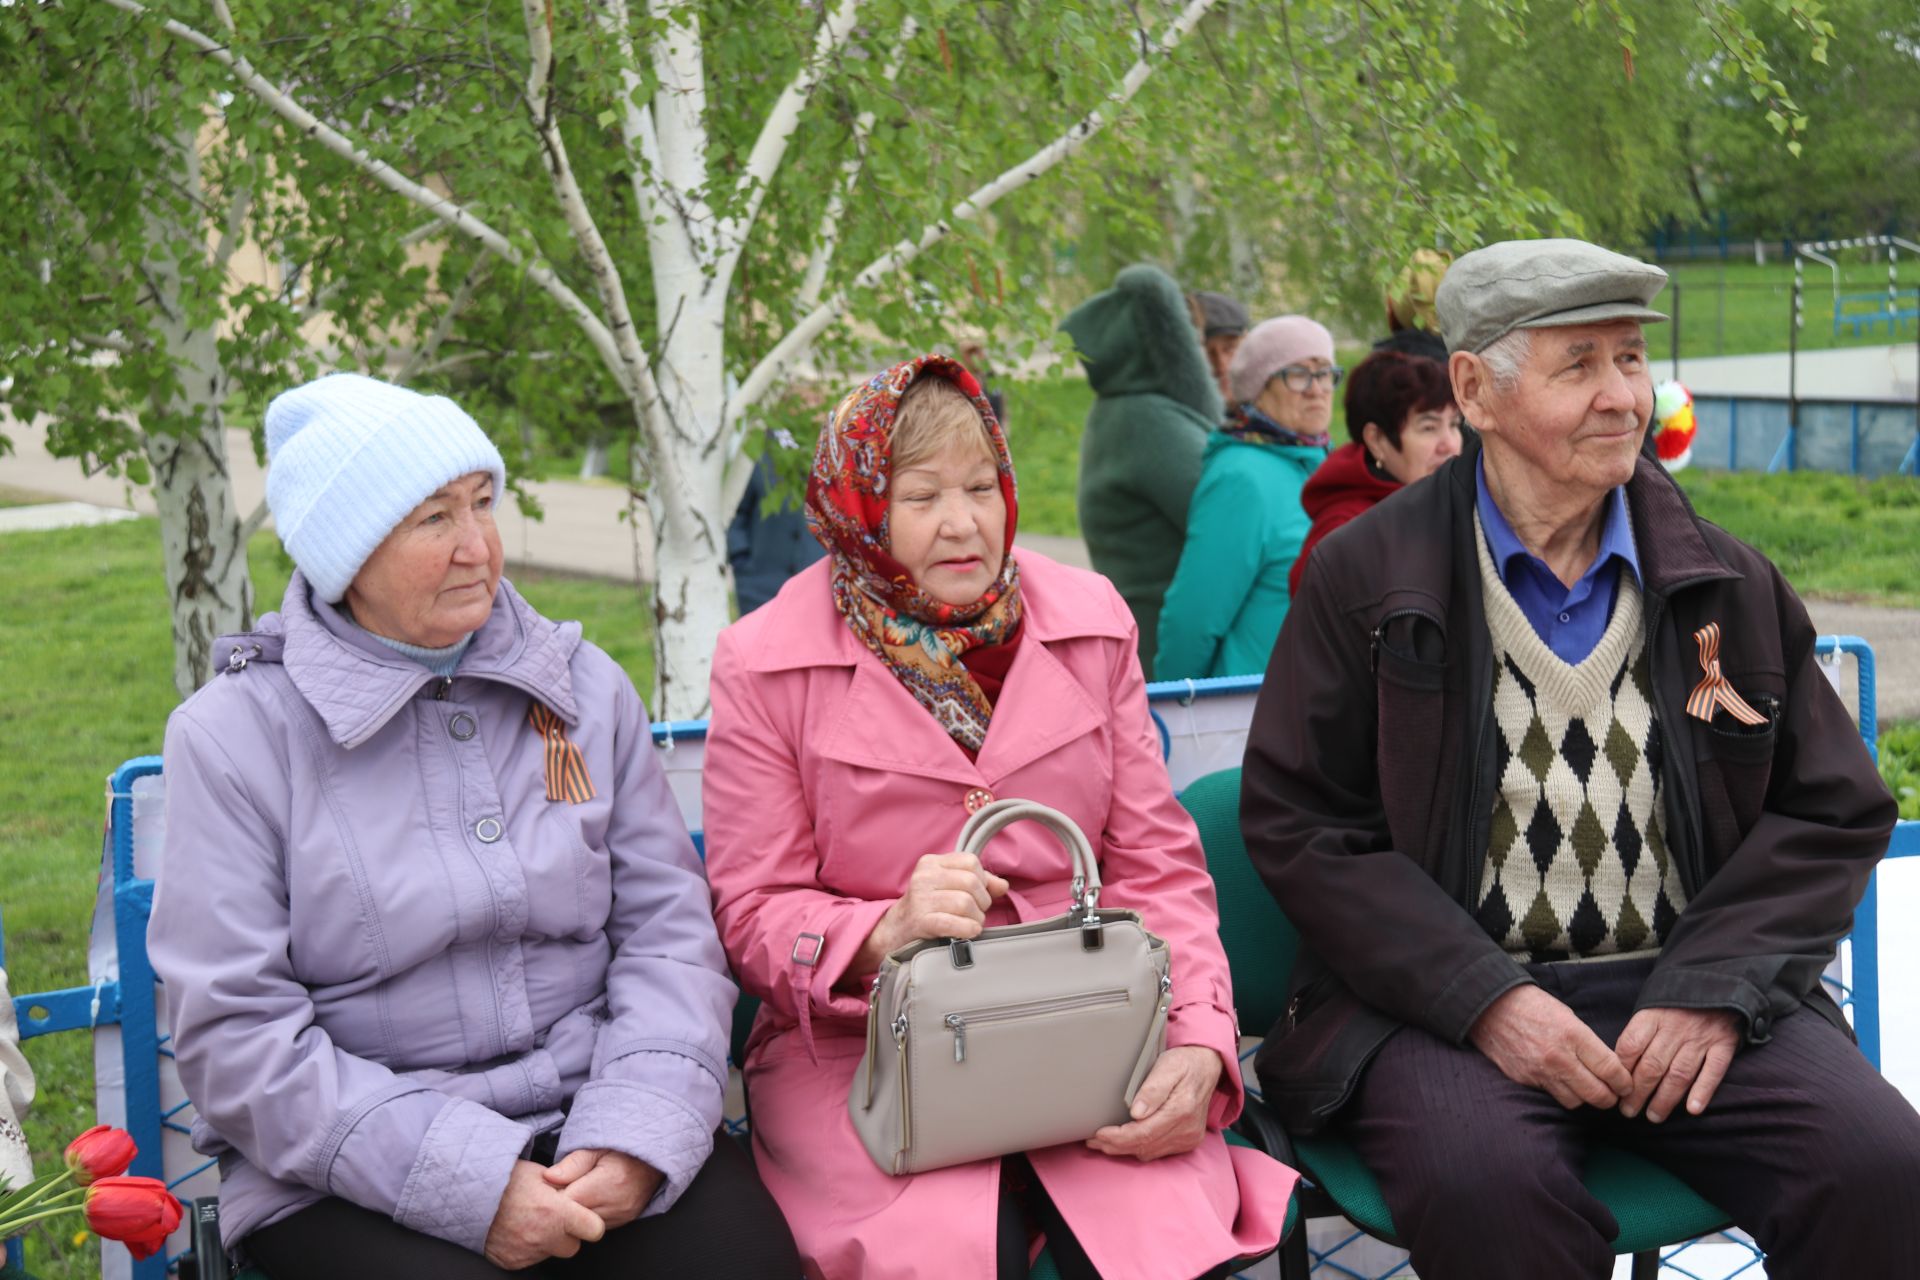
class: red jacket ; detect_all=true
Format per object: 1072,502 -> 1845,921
1289,441 -> 1401,596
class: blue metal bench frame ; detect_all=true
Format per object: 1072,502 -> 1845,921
1832,289 -> 1920,339
6,655 -> 1914,1277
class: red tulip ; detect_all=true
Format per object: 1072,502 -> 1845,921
84,1177 -> 182,1261
64,1126 -> 137,1185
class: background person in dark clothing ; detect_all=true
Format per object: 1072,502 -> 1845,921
1189,290 -> 1251,405
1063,264 -> 1223,674
728,450 -> 825,616
1242,238 -> 1920,1280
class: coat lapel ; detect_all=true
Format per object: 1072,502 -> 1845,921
818,656 -> 988,786
974,636 -> 1104,786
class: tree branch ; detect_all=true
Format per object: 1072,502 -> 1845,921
795,14 -> 917,315
644,0 -> 717,259
395,256 -> 489,382
714,0 -> 863,283
732,0 -> 1221,426
597,0 -> 692,263
240,496 -> 270,540
211,180 -> 253,270
520,0 -> 664,415
102,0 -> 628,392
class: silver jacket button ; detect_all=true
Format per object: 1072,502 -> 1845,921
449,712 -> 477,741
475,817 -> 503,844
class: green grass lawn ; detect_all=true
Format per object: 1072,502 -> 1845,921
1660,258 -> 1920,361
1675,470 -> 1920,608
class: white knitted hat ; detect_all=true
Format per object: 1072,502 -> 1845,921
264,373 -> 506,603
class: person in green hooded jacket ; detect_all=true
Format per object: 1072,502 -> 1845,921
1062,265 -> 1225,674
1155,316 -> 1335,681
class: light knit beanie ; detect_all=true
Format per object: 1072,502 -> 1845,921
1228,315 -> 1336,405
264,373 -> 506,603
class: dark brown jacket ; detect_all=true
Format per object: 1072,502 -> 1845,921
1243,445 -> 1896,1134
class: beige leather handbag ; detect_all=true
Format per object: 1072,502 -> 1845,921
849,798 -> 1172,1176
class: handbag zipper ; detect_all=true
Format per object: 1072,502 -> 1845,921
942,988 -> 1132,1064
893,1011 -> 911,1163
861,975 -> 884,1109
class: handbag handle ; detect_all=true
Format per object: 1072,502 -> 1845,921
955,799 -> 1102,914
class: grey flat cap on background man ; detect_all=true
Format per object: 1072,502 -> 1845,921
1242,237 -> 1919,1278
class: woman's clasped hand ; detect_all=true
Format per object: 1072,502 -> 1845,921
1087,1045 -> 1224,1162
853,852 -> 1011,970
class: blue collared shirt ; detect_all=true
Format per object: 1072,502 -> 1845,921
1476,455 -> 1641,664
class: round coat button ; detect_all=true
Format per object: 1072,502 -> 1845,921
475,817 -> 503,844
964,788 -> 995,813
449,712 -> 477,741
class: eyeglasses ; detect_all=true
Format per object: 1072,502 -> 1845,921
1270,365 -> 1345,393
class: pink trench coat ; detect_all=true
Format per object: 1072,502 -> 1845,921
703,550 -> 1296,1280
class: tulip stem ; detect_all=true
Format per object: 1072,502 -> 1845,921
0,1200 -> 89,1232
0,1175 -> 80,1220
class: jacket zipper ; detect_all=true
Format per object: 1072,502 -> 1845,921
1460,653 -> 1496,907
1368,607 -> 1442,675
1642,578 -> 1734,898
942,988 -> 1132,1064
1372,605 -> 1495,902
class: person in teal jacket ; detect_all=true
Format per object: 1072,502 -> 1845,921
1063,264 -> 1224,674
1156,316 -> 1336,680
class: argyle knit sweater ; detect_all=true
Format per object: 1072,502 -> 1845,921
1471,513 -> 1688,960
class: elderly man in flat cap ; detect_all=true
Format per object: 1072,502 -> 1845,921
1240,238 -> 1920,1276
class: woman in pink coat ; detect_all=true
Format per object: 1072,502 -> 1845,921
702,354 -> 1296,1279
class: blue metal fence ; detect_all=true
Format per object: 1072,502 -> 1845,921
4,650 -> 1915,1277
1690,395 -> 1920,477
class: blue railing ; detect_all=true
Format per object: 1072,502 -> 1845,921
1690,394 -> 1920,477
4,652 -> 1913,1278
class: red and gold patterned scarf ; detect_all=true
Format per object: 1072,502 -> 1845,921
805,354 -> 1022,752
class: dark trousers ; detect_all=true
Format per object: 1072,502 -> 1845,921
245,1132 -> 799,1278
1340,955 -> 1920,1279
992,1155 -> 1240,1280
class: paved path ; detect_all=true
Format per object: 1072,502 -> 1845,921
5,413 -> 1914,719
0,414 -> 659,580
1677,341 -> 1917,400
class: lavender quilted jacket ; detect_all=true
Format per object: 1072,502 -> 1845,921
148,573 -> 733,1252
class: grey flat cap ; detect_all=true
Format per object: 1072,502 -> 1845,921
1192,291 -> 1250,338
1436,238 -> 1668,354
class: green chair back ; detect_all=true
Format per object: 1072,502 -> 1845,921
1178,767 -> 1298,1037
1180,768 -> 1738,1262
730,991 -> 760,1067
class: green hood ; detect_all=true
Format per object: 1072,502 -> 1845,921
1060,264 -> 1223,421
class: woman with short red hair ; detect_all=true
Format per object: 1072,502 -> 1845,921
1289,349 -> 1462,595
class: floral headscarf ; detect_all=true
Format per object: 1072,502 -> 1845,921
805,354 -> 1022,752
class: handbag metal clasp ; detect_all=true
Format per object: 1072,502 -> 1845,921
949,938 -> 973,969
1073,875 -> 1104,950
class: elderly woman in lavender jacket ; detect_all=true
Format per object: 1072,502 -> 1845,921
147,375 -> 797,1279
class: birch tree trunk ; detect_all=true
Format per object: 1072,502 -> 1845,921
111,0 -> 1225,716
142,125 -> 255,699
